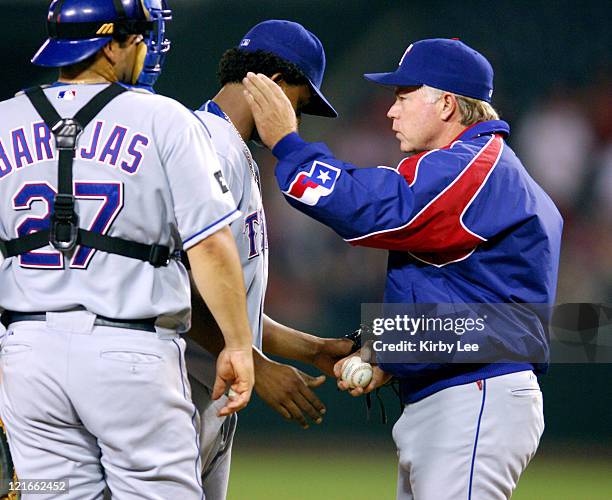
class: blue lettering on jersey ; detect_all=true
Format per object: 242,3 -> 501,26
0,139 -> 13,179
32,121 -> 54,162
11,181 -> 124,269
70,181 -> 124,268
120,134 -> 149,174
244,211 -> 260,259
13,182 -> 63,268
99,125 -> 127,166
12,128 -> 34,169
0,121 -> 151,183
260,210 -> 268,252
244,208 -> 267,259
80,121 -> 104,159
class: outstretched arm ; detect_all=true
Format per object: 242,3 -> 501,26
262,315 -> 353,377
187,302 -> 340,426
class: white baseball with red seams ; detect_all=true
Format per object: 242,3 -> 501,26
341,356 -> 373,388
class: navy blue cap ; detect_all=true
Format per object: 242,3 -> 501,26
364,38 -> 494,102
238,20 -> 337,118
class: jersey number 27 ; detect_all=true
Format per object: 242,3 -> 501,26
13,181 -> 123,269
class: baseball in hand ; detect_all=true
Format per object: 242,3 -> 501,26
228,388 -> 238,399
341,356 -> 373,388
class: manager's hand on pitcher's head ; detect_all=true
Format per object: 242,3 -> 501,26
243,72 -> 297,149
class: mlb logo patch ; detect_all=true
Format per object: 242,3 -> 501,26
284,160 -> 341,206
57,89 -> 77,101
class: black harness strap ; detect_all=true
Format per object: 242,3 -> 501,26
24,86 -> 62,126
1,231 -> 49,258
0,229 -> 170,267
0,84 -> 171,268
78,230 -> 169,265
0,229 -> 169,268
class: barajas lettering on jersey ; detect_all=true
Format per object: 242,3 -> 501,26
80,121 -> 150,175
284,160 -> 341,206
0,121 -> 150,181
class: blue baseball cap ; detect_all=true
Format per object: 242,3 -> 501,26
238,20 -> 337,118
32,0 -> 152,68
364,38 -> 494,102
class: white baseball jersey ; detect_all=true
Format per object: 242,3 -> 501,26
0,84 -> 239,332
186,100 -> 268,388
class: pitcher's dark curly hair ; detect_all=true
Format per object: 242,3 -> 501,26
217,48 -> 309,87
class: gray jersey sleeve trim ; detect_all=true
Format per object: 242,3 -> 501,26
182,208 -> 241,250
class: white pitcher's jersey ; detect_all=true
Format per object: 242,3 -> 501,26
195,102 -> 268,349
0,84 -> 239,332
185,101 -> 268,388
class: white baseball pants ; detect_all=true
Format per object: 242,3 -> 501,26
0,311 -> 203,499
188,374 -> 236,500
393,370 -> 544,500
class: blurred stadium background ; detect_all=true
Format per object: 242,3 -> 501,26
4,1 -> 611,498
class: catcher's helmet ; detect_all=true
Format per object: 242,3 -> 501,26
32,0 -> 171,86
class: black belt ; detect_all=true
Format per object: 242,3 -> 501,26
1,311 -> 157,333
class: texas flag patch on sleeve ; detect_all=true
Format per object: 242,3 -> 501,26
284,160 -> 341,206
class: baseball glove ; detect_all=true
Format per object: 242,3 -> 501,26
344,325 -> 365,353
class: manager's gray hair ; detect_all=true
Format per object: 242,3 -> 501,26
422,85 -> 499,125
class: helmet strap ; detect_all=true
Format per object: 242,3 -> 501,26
130,43 -> 148,85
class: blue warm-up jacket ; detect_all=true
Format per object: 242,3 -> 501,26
271,120 -> 563,403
